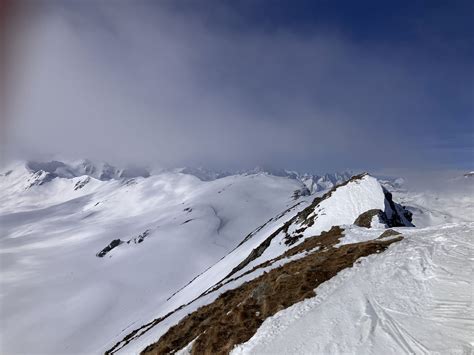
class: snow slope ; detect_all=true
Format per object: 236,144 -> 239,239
174,166 -> 353,193
107,173 -> 412,354
230,177 -> 473,355
1,161 -> 471,355
393,186 -> 474,227
232,223 -> 474,355
0,161 -> 312,355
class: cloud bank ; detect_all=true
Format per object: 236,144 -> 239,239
3,0 -> 473,172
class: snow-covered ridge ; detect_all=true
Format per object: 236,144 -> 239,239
25,159 -> 151,182
2,160 -> 354,196
215,173 -> 413,282
106,173 -> 413,354
0,161 -> 312,355
2,159 -> 469,355
171,166 -> 353,192
231,222 -> 474,355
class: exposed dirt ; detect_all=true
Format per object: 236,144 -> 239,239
202,227 -> 344,298
141,227 -> 402,355
287,173 -> 369,239
353,209 -> 386,227
105,173 -> 410,354
225,219 -> 293,280
225,174 -> 370,279
378,229 -> 402,239
236,201 -> 304,248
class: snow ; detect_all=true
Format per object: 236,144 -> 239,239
301,175 -> 385,235
394,189 -> 474,227
234,175 -> 390,270
231,223 -> 474,355
175,338 -> 198,355
0,162 -> 309,355
1,161 -> 472,355
109,174 -> 399,353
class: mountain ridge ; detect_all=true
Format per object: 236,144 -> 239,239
4,159 -> 356,195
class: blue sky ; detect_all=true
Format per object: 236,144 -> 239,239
4,0 -> 473,172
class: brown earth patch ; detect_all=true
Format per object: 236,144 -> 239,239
378,229 -> 402,239
353,209 -> 386,228
141,227 -> 402,355
202,227 -> 345,298
106,173 -> 404,354
225,174 -> 369,279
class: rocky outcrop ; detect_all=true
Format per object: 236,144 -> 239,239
96,239 -> 123,258
96,230 -> 152,257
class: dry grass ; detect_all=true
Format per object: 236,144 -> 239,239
141,227 -> 402,355
226,174 -> 369,278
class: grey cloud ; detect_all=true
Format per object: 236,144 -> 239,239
4,0 -> 472,172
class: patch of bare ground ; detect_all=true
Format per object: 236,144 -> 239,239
378,229 -> 402,239
353,209 -> 386,227
225,174 -> 369,280
141,227 -> 403,355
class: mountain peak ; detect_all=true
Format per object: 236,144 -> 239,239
24,159 -> 150,184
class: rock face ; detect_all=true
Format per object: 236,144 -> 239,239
96,230 -> 153,257
353,190 -> 413,228
96,239 -> 123,258
224,173 -> 413,281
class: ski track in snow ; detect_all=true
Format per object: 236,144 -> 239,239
232,223 -> 474,355
1,161 -> 473,355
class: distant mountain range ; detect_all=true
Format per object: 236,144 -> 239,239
15,159 -> 356,194
1,159 -> 471,354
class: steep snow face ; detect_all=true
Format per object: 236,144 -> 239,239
302,174 -> 387,235
0,162 -> 311,355
232,174 -> 410,270
107,174 -> 412,354
184,175 -> 393,299
232,222 -> 474,355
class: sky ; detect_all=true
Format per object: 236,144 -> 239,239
1,0 -> 473,173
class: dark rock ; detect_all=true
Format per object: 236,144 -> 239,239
74,177 -> 91,191
96,239 -> 123,257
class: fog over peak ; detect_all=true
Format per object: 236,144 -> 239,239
3,0 -> 473,172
